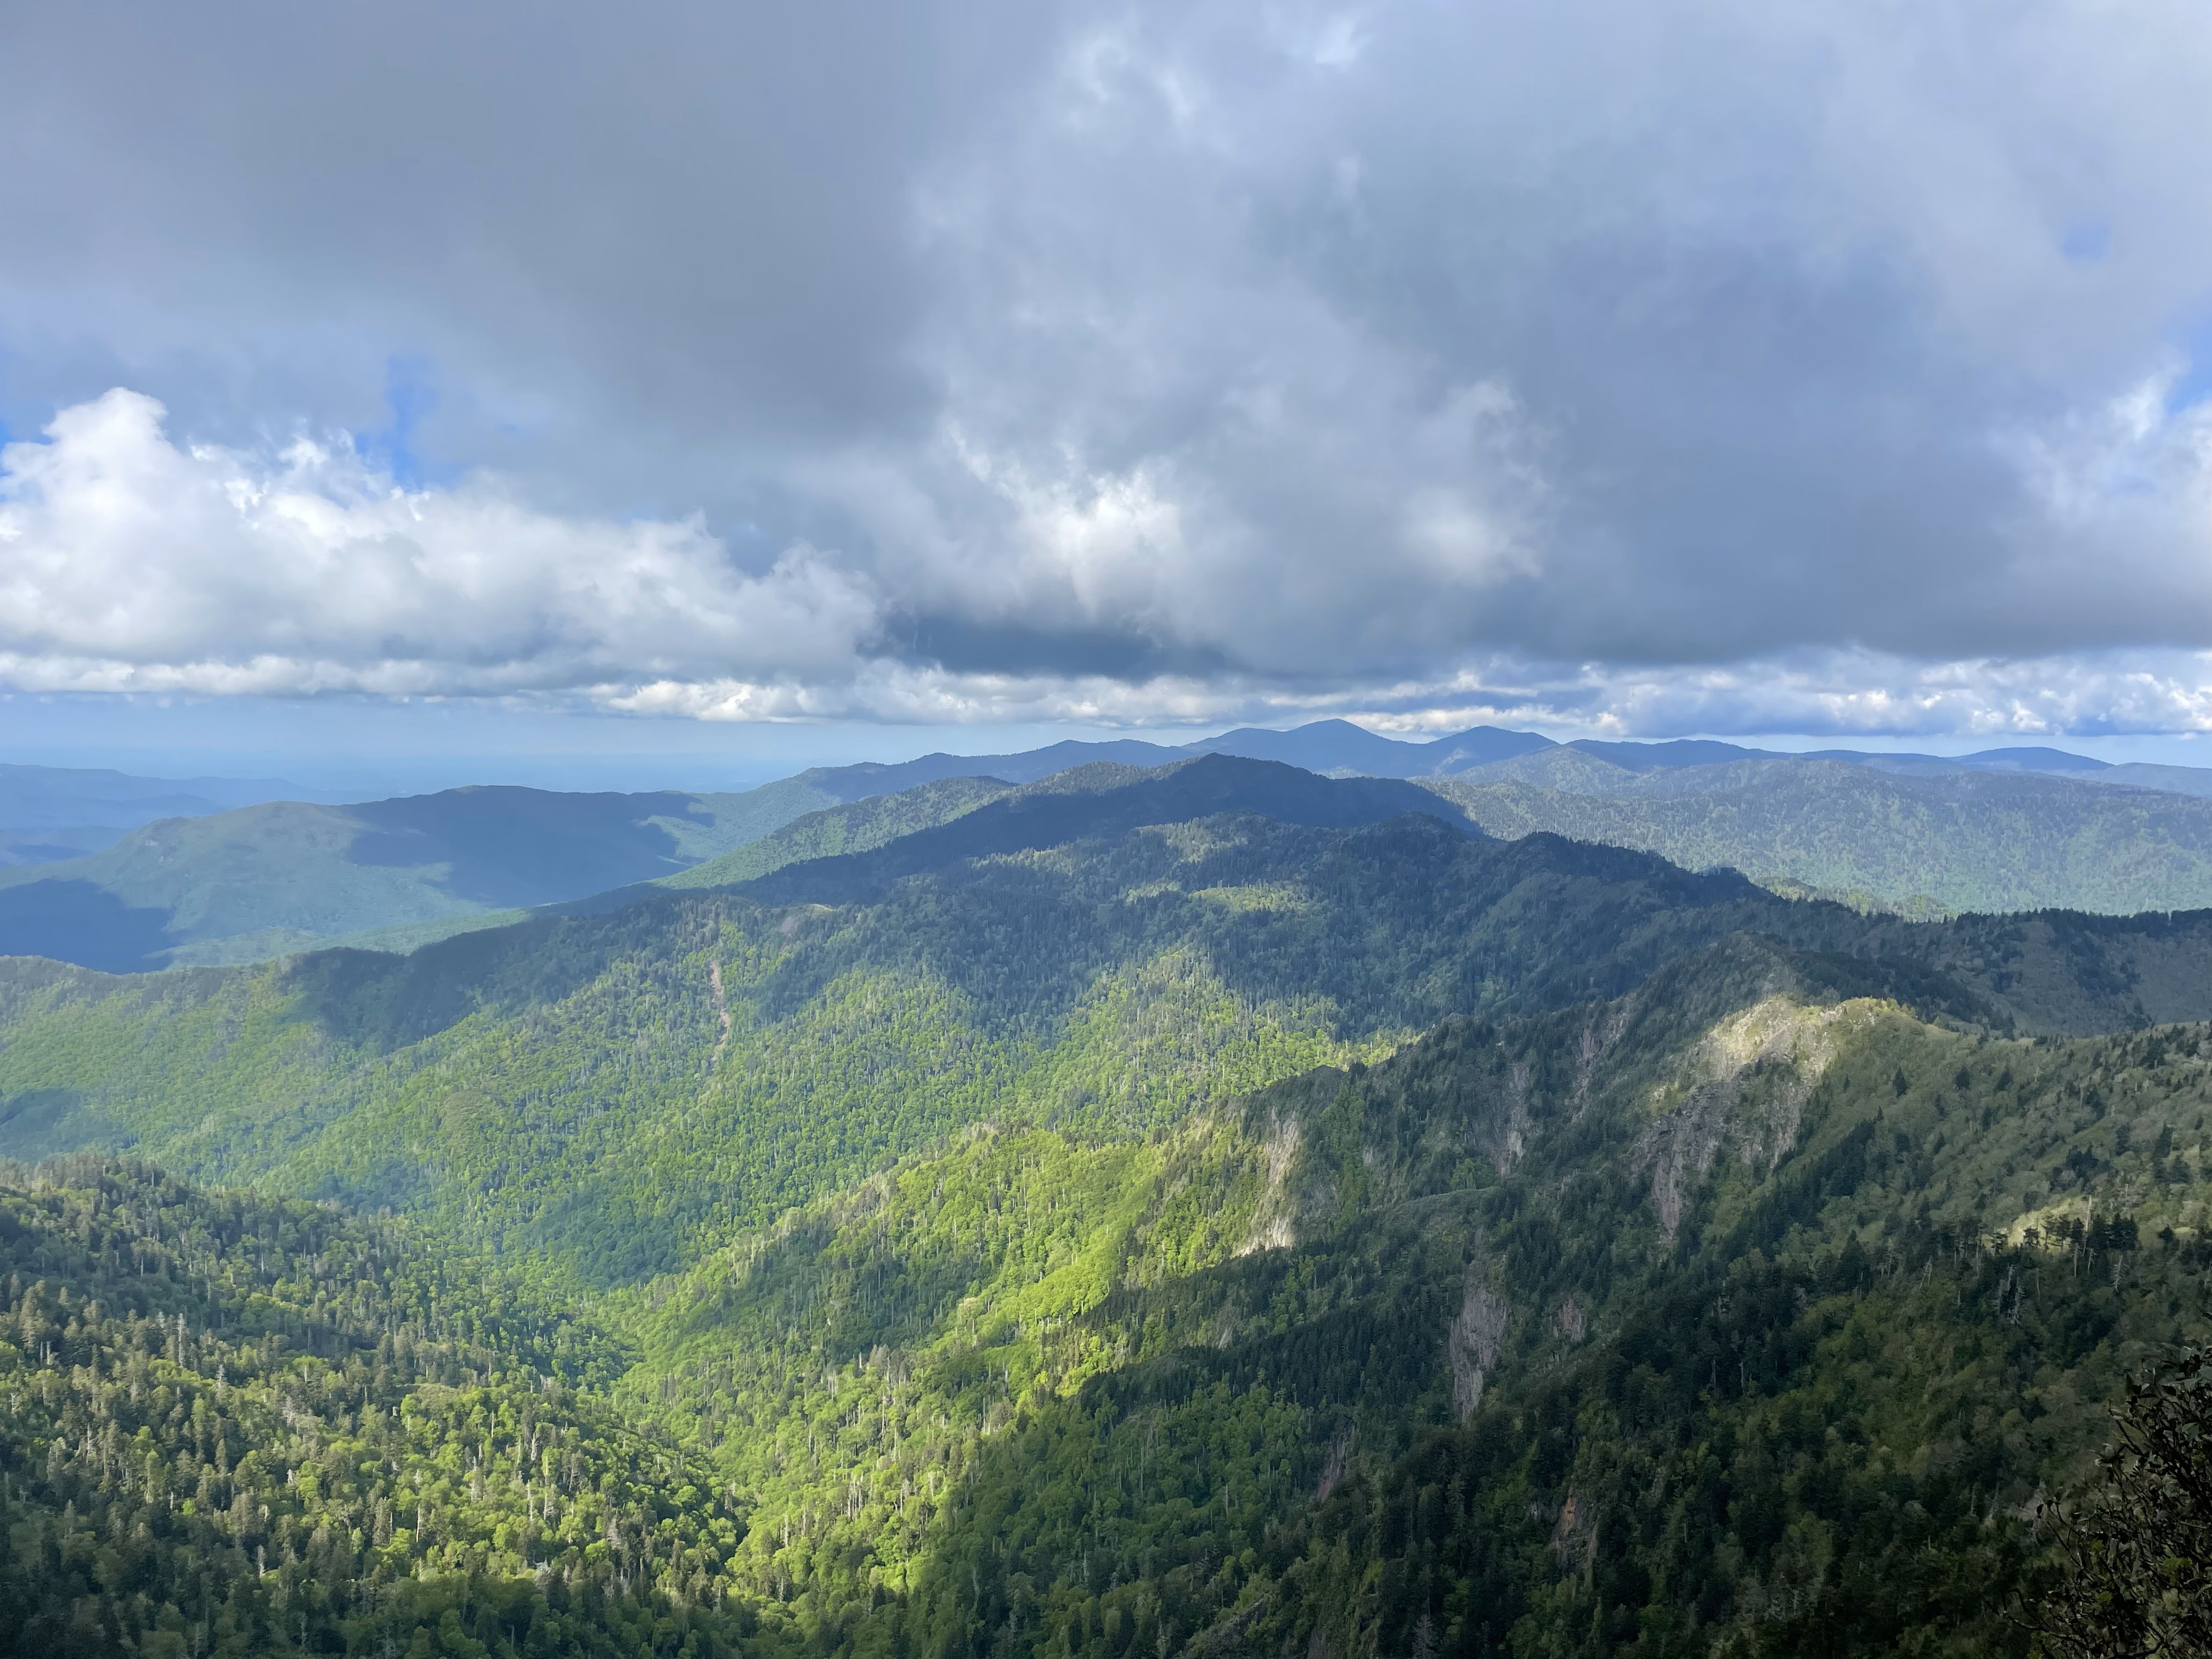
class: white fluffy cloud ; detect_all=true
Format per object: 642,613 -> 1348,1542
0,390 -> 881,698
8,386 -> 2212,741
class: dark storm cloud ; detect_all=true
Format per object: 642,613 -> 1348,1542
5,0 -> 2212,732
0,0 -> 1064,468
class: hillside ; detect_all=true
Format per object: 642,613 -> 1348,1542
1427,756 -> 2212,913
592,936 -> 2212,1658
0,1154 -> 775,1655
0,758 -> 2205,1293
0,758 -> 1651,1281
654,775 -> 1014,893
0,774 -> 887,973
776,719 -> 1558,792
0,744 -> 1440,973
6,940 -> 2211,1654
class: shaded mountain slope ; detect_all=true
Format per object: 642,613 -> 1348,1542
737,757 -> 1488,906
548,775 -> 1015,918
546,754 -> 1489,919
1185,719 -> 1553,775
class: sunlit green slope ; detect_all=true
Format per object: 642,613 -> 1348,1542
0,808 -> 1733,1283
602,938 -> 2212,1659
0,1154 -> 773,1656
5,924 -> 2212,1655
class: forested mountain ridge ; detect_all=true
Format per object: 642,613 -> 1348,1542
729,758 -> 1489,906
0,795 -> 1702,1283
7,938 -> 2209,1654
0,763 -> 319,869
597,935 -> 2212,1659
12,725 -> 2212,975
0,742 -> 1500,976
528,776 -> 1021,924
567,754 -> 1483,917
655,777 -> 1014,893
0,755 -> 2205,1293
1425,755 -> 2212,915
0,783 -> 832,974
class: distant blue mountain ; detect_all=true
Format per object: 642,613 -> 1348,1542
1566,738 -> 1786,770
0,762 -> 320,866
798,740 -> 1185,798
1184,718 -> 1553,775
799,722 -> 2212,802
793,720 -> 1556,793
1568,737 -> 2146,785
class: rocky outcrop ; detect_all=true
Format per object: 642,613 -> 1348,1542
1633,997 -> 1869,1240
1447,1278 -> 1509,1419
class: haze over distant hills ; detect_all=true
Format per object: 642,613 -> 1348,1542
0,769 -> 933,972
7,719 -> 2212,972
0,761 -> 325,866
777,717 -> 2212,796
1426,752 -> 2212,915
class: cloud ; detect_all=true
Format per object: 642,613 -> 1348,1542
600,644 -> 2212,741
1409,650 -> 2212,742
6,1 -> 2212,735
0,391 -> 881,697
2,391 -> 2203,742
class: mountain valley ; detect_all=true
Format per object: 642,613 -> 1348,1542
0,741 -> 2208,1656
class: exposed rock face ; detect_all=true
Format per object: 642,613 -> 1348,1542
1448,1279 -> 1509,1419
1238,1110 -> 1304,1255
1633,996 -> 1867,1239
1481,1062 -> 1534,1175
1313,1427 -> 1353,1500
1638,1081 -> 1736,1240
1556,1295 -> 1585,1342
1571,1009 -> 1628,1119
1549,1491 -> 1594,1572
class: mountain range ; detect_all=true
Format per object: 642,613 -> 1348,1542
0,766 -> 1000,973
11,723 -> 2212,972
0,749 -> 2205,1655
2,755 -> 2205,1274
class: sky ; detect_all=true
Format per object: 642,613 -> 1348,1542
7,0 -> 2212,787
